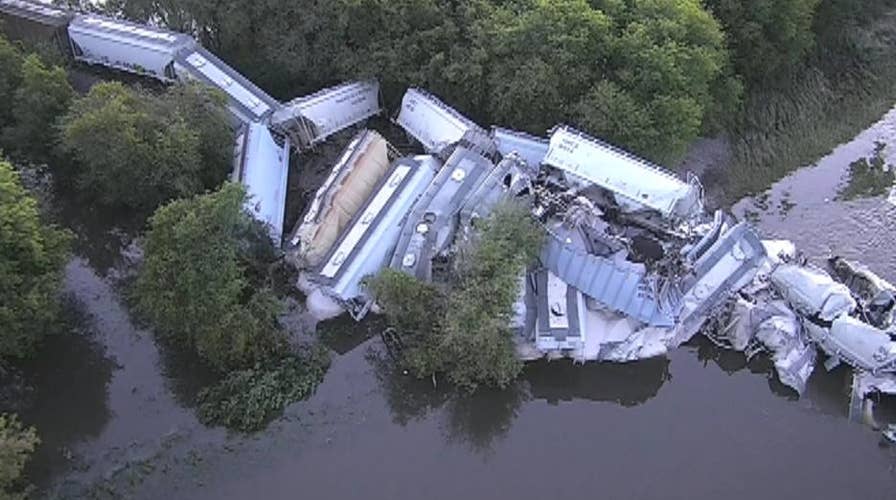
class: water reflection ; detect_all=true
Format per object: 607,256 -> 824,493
50,183 -> 144,277
523,357 -> 671,406
369,349 -> 673,454
1,295 -> 115,488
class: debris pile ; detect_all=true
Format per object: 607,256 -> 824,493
289,88 -> 896,418
3,0 -> 894,424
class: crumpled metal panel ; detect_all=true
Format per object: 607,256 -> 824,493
541,233 -> 676,327
771,264 -> 857,321
811,316 -> 896,374
271,80 -> 382,149
491,127 -> 549,169
673,223 -> 767,345
395,88 -> 485,154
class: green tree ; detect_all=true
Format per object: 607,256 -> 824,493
370,202 -> 543,391
135,182 -> 283,371
0,159 -> 70,359
0,35 -> 23,131
482,0 -> 734,162
0,414 -> 39,500
60,82 -> 231,211
704,0 -> 820,86
2,54 -> 73,162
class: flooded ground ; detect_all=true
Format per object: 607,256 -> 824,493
4,108 -> 896,499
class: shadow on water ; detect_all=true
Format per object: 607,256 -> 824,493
0,295 -> 115,488
367,347 -> 672,455
49,183 -> 145,277
522,357 -> 671,407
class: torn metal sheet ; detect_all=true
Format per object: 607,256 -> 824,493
233,123 -> 290,241
313,156 -> 438,309
810,316 -> 896,374
288,129 -> 391,267
271,80 -> 382,149
543,125 -> 703,219
673,223 -> 767,346
389,146 -> 494,280
459,153 -> 532,230
770,264 -> 857,322
491,127 -> 549,169
541,226 -> 677,327
396,88 -> 485,154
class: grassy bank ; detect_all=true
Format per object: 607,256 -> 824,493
719,8 -> 896,202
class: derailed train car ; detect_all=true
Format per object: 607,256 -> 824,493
0,0 -> 383,243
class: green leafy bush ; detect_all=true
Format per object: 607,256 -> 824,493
2,54 -> 73,162
369,202 -> 543,391
0,159 -> 70,359
196,347 -> 330,432
60,81 -> 232,210
0,35 -> 23,130
135,183 -> 283,371
0,414 -> 39,500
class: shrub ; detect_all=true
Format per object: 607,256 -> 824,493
0,414 -> 39,500
0,159 -> 70,359
196,346 -> 330,432
369,202 -> 544,391
135,183 -> 283,371
2,54 -> 73,162
60,81 -> 232,211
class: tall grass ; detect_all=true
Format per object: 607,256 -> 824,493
721,9 -> 896,201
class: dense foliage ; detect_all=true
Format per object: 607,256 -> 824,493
705,0 -> 820,86
135,182 -> 283,371
0,160 -> 69,359
60,81 -> 232,211
370,202 -> 544,391
135,183 -> 330,431
107,0 -> 734,163
2,55 -> 73,162
0,414 -> 39,500
196,346 -> 330,432
0,36 -> 23,131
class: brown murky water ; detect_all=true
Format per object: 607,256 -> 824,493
4,109 -> 896,499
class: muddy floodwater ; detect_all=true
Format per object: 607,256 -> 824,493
6,109 -> 896,500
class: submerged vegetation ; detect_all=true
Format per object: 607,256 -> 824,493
838,142 -> 895,201
370,202 -> 544,391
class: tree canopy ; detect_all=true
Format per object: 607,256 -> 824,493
0,35 -> 23,131
60,81 -> 233,211
135,182 -> 283,371
705,0 -> 821,86
106,0 -> 735,163
0,159 -> 70,360
2,54 -> 73,162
